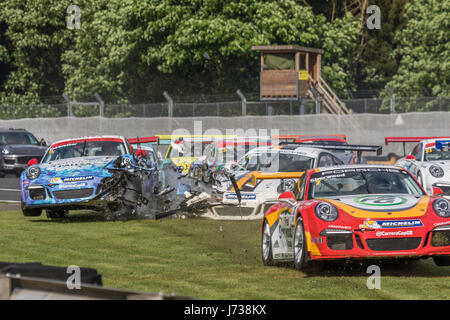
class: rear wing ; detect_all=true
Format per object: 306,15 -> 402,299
128,136 -> 159,145
279,142 -> 382,154
385,136 -> 450,145
273,134 -> 346,143
385,136 -> 450,156
279,143 -> 382,164
250,172 -> 305,186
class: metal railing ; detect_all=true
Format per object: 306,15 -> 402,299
0,92 -> 449,119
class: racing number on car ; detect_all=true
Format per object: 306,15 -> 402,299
354,195 -> 407,206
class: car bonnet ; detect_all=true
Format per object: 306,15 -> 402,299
325,194 -> 430,218
38,156 -> 116,175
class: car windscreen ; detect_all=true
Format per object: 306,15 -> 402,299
0,132 -> 39,145
206,143 -> 269,165
167,141 -> 212,158
235,149 -> 315,172
424,145 -> 450,161
42,140 -> 127,163
308,168 -> 425,199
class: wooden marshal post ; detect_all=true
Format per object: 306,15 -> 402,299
251,45 -> 352,116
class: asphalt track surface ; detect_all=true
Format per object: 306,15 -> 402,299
0,174 -> 21,203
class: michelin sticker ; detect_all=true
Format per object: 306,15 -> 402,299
363,219 -> 423,229
62,175 -> 94,182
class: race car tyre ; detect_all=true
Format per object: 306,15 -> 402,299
433,255 -> 450,267
46,209 -> 69,219
21,200 -> 42,216
293,217 -> 308,270
261,219 -> 274,266
22,208 -> 42,217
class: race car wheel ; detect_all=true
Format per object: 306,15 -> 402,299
22,208 -> 42,217
21,201 -> 42,217
46,209 -> 69,219
261,219 -> 274,266
293,217 -> 308,270
433,255 -> 450,267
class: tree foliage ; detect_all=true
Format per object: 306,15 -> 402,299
387,0 -> 450,97
0,0 -> 446,110
0,0 -> 359,105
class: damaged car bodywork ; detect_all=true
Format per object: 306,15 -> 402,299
20,135 -> 210,220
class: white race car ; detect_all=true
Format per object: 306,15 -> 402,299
204,144 -> 381,220
393,137 -> 450,197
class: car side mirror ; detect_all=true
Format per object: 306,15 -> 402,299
406,155 -> 415,161
27,158 -> 38,166
432,186 -> 445,196
278,191 -> 296,201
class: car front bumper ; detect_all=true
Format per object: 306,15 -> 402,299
1,155 -> 42,173
307,223 -> 450,260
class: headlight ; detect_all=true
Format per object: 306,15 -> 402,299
429,165 -> 444,178
433,198 -> 450,218
26,166 -> 41,180
1,147 -> 9,154
315,202 -> 339,221
278,179 -> 296,193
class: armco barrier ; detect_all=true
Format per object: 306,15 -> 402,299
1,112 -> 449,155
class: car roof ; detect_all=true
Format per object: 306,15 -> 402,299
0,128 -> 29,133
50,135 -> 127,146
296,137 -> 347,143
313,164 -> 402,173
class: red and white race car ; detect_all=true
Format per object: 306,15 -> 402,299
259,165 -> 450,269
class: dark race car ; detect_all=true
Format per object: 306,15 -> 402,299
0,128 -> 47,176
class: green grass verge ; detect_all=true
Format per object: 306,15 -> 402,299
0,210 -> 449,299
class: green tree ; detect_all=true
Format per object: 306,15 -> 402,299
0,0 -> 77,107
388,0 -> 450,98
63,0 -> 360,102
0,0 -> 360,108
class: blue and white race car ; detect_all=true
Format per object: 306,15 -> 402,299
20,135 -> 213,219
20,135 -> 162,219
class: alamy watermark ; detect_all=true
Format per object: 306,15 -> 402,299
66,265 -> 81,289
366,265 -> 381,290
366,5 -> 381,30
67,5 -> 81,30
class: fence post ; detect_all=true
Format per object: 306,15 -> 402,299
163,91 -> 173,117
300,99 -> 306,115
62,93 -> 72,117
386,85 -> 395,113
236,89 -> 247,116
94,93 -> 104,117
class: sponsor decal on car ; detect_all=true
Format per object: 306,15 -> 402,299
328,225 -> 352,230
59,183 -> 88,189
354,195 -> 407,206
50,177 -> 62,184
362,219 -> 423,229
376,230 -> 413,237
225,193 -> 257,200
61,175 -> 94,183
